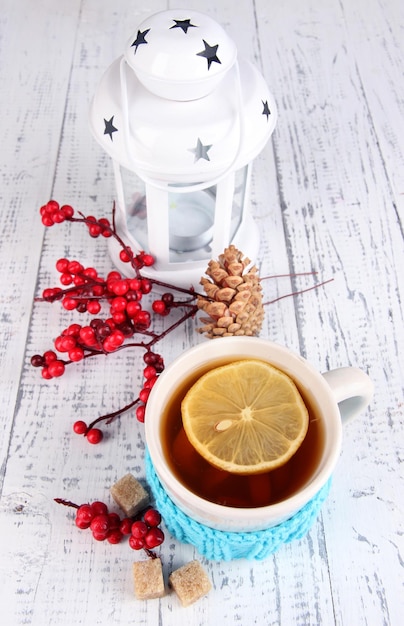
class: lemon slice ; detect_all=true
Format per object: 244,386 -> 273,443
181,359 -> 309,475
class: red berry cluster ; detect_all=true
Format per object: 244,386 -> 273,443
151,292 -> 175,317
34,200 -> 201,441
72,500 -> 164,551
31,266 -> 157,379
73,420 -> 104,444
136,351 -> 165,423
129,508 -> 164,551
40,200 -> 74,226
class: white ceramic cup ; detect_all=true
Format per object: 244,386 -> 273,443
145,337 -> 374,532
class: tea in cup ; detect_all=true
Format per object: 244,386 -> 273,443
145,337 -> 373,533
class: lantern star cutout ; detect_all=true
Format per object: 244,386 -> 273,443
170,19 -> 198,34
131,29 -> 150,54
262,100 -> 271,121
103,116 -> 118,141
196,40 -> 221,69
190,138 -> 212,162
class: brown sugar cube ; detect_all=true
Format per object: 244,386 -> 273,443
133,558 -> 165,600
169,560 -> 212,607
110,473 -> 149,517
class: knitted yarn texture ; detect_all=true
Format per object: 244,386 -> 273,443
145,451 -> 331,561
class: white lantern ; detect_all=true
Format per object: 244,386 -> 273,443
89,9 -> 277,287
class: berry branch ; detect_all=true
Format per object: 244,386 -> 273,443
55,497 -> 165,556
33,200 -> 332,444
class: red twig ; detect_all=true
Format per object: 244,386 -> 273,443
263,278 -> 334,306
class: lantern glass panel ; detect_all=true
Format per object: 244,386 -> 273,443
117,162 -> 250,266
230,165 -> 249,240
121,167 -> 148,250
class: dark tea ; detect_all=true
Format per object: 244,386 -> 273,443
160,358 -> 325,508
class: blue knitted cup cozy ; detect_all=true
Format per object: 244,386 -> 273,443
145,450 -> 331,561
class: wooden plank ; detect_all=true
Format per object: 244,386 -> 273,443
0,0 -> 82,482
1,0 -> 403,624
255,1 -> 404,625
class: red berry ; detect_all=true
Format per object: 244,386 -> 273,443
44,350 -> 57,364
92,531 -> 108,541
110,296 -> 127,313
65,323 -> 82,337
111,279 -> 129,296
119,249 -> 131,263
131,520 -> 148,539
143,508 -> 162,528
120,518 -> 133,535
107,271 -> 121,282
143,365 -> 157,380
107,529 -> 123,544
69,347 -> 85,362
111,311 -> 126,325
142,254 -> 155,267
144,527 -> 164,548
91,501 -> 108,516
139,388 -> 151,404
41,367 -> 52,379
143,351 -> 161,366
31,354 -> 44,367
135,405 -> 145,423
41,214 -> 54,227
129,278 -> 141,291
75,504 -> 93,529
140,279 -> 152,294
87,301 -> 101,315
152,300 -> 167,315
79,326 -> 97,346
133,310 -> 151,330
126,301 -> 141,318
88,224 -> 102,238
47,360 -> 65,378
83,267 -> 98,279
143,376 -> 158,390
73,420 -> 88,435
86,428 -> 103,444
109,330 -> 125,347
129,535 -> 145,550
92,285 -> 105,297
162,292 -> 174,305
57,335 -> 76,352
46,200 -> 59,212
61,204 -> 74,218
56,258 -> 70,272
99,218 -> 111,237
62,296 -> 78,311
108,513 -> 121,529
73,276 -> 86,288
60,272 -> 73,286
52,210 -> 66,224
68,260 -> 84,275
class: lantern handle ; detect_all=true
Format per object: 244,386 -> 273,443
119,57 -> 245,193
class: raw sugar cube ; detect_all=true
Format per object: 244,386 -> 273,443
169,560 -> 212,607
110,473 -> 149,517
133,558 -> 165,600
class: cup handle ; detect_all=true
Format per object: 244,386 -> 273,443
322,367 -> 374,424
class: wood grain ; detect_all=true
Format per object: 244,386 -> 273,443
0,0 -> 403,624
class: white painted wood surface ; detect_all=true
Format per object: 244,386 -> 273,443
1,0 -> 403,623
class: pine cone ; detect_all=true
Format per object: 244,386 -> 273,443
197,245 -> 264,338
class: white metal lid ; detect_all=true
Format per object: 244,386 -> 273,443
89,10 -> 277,184
124,10 -> 237,100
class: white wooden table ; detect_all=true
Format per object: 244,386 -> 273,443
1,0 -> 403,624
